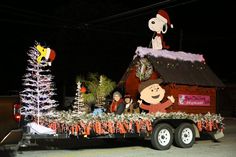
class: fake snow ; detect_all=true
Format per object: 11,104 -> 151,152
27,122 -> 56,135
135,47 -> 205,63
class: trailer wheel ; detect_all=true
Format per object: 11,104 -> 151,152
151,123 -> 173,150
174,123 -> 195,148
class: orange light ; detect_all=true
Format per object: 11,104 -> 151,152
14,113 -> 21,122
80,86 -> 87,93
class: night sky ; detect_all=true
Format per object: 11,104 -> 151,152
1,0 -> 235,97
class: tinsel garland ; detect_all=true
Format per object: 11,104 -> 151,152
36,112 -> 224,136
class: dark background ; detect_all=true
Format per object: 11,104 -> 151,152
1,0 -> 235,98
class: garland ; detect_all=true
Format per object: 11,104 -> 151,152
136,58 -> 153,81
36,112 -> 224,137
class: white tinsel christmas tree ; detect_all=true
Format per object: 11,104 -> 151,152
73,81 -> 86,115
20,44 -> 58,124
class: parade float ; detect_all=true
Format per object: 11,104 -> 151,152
19,10 -> 224,150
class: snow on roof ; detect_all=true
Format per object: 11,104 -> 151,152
134,46 -> 205,63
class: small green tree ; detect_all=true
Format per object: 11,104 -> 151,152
96,75 -> 116,106
82,73 -> 116,107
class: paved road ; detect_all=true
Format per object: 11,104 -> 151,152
4,117 -> 236,157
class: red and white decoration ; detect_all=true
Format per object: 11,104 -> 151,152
20,43 -> 58,124
36,43 -> 56,66
36,112 -> 224,136
148,9 -> 173,50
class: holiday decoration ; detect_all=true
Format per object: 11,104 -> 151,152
27,122 -> 56,134
34,111 -> 224,137
148,9 -> 173,50
80,83 -> 87,93
136,57 -> 153,81
118,47 -> 224,114
35,43 -> 56,66
82,73 -> 116,108
134,47 -> 205,62
137,79 -> 175,113
18,7 -> 225,147
92,108 -> 104,116
20,43 -> 58,124
73,81 -> 87,114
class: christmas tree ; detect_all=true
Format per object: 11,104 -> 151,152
82,73 -> 116,108
73,81 -> 87,114
96,75 -> 116,107
20,43 -> 58,124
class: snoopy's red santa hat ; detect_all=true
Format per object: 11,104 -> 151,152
45,48 -> 56,66
156,9 -> 173,28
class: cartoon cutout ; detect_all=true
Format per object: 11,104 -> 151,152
35,44 -> 56,66
137,79 -> 175,113
148,9 -> 173,50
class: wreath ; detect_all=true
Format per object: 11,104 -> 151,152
136,58 -> 153,81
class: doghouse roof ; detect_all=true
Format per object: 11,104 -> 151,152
120,47 -> 224,87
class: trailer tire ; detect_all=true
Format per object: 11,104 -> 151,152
151,123 -> 173,150
174,123 -> 195,148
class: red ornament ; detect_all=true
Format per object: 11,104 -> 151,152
75,125 -> 78,136
80,86 -> 87,93
86,122 -> 91,135
145,120 -> 152,132
117,121 -> 126,134
108,121 -> 115,134
197,121 -> 202,132
80,122 -> 86,135
71,126 -> 74,135
135,121 -> 141,134
95,121 -> 102,135
208,121 -> 213,131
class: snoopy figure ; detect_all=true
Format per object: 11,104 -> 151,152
148,9 -> 173,50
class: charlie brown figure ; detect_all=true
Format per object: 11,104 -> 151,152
137,79 -> 175,113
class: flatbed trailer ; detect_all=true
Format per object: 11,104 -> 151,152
20,112 -> 224,150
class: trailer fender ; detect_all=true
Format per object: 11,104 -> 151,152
192,124 -> 200,138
